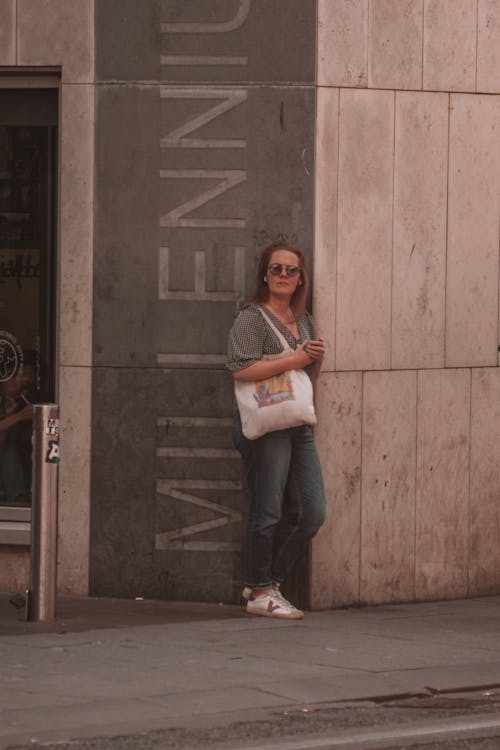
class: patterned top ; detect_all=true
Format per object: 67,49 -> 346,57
226,304 -> 317,373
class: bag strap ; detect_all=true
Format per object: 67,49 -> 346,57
257,306 -> 293,353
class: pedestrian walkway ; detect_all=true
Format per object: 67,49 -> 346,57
1,593 -> 500,749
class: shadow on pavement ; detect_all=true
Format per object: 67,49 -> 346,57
0,591 -> 246,636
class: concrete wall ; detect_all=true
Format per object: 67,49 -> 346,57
311,0 -> 500,608
89,0 -> 317,602
0,0 -> 94,595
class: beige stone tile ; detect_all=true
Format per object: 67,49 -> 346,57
336,90 -> 394,371
314,87 -> 339,373
317,0 -> 368,87
446,94 -> 500,367
0,0 -> 15,64
392,92 -> 448,369
415,369 -> 470,600
477,0 -> 500,93
470,368 -> 500,594
17,0 -> 94,83
423,0 -> 477,92
57,365 -> 91,595
311,372 -> 362,608
0,548 -> 30,590
59,84 -> 94,368
361,370 -> 417,604
369,0 -> 424,90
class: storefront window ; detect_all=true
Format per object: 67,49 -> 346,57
0,89 -> 58,507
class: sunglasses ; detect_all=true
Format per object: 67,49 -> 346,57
267,263 -> 300,278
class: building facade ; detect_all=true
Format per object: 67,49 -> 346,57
1,0 -> 500,608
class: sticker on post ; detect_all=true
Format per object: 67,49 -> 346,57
45,419 -> 59,436
46,440 -> 60,464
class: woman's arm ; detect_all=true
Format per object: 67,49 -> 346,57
0,404 -> 33,434
232,342 -> 313,382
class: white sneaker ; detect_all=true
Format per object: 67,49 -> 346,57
271,585 -> 304,618
246,591 -> 304,619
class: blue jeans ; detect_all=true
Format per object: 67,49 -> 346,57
233,411 -> 326,590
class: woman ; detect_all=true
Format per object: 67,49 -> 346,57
227,242 -> 326,619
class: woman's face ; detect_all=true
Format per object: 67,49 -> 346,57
266,249 -> 302,302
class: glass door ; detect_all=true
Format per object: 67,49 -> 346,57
0,87 -> 58,509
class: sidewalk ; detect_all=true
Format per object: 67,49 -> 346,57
1,593 -> 500,749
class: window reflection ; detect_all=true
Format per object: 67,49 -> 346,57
0,356 -> 35,505
0,123 -> 55,507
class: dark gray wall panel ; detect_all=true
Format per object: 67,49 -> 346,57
156,85 -> 315,357
96,0 -> 162,81
90,366 -> 240,599
92,0 -> 317,603
96,0 -> 315,84
93,85 -> 161,367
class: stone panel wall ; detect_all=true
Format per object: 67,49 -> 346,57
318,0 -> 500,93
312,0 -> 500,607
2,0 -> 499,609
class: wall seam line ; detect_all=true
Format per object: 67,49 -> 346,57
421,0 -> 425,90
358,371 -> 365,603
467,367 -> 472,597
14,0 -> 17,64
366,0 -> 371,88
497,190 -> 500,367
86,0 -> 97,597
95,81 -> 500,97
334,88 -> 341,372
390,91 -> 396,369
315,0 -> 319,86
414,369 -> 420,601
443,92 -> 451,367
475,0 -> 479,92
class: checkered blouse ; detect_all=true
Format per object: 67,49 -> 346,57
226,304 -> 317,373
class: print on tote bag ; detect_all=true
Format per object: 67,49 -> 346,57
253,372 -> 295,408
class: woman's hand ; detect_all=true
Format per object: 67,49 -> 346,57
292,341 -> 315,369
305,337 -> 326,382
304,337 -> 325,363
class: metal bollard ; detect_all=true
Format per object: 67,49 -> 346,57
28,404 -> 60,622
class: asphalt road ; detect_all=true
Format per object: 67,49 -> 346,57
7,690 -> 500,750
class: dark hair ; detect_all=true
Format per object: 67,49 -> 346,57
251,242 -> 308,317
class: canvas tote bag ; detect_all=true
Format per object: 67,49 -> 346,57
234,307 -> 317,440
